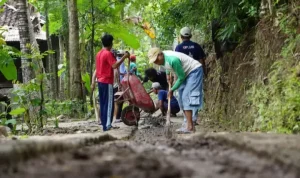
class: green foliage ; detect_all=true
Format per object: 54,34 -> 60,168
4,118 -> 16,126
248,11 -> 300,133
248,57 -> 300,133
9,108 -> 26,116
0,40 -> 19,80
0,0 -> 7,6
45,99 -> 85,119
30,0 -> 65,34
0,117 -> 17,134
95,23 -> 140,49
11,82 -> 41,132
0,101 -> 17,134
143,0 -> 260,46
82,72 -> 91,93
134,50 -> 150,74
132,49 -> 153,91
10,44 -> 54,132
0,61 -> 17,80
58,63 -> 66,77
54,118 -> 59,128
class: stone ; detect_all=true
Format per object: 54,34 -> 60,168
5,126 -> 11,134
0,126 -> 8,137
57,115 -> 66,122
91,127 -> 99,132
140,125 -> 151,130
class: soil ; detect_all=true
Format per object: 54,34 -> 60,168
1,123 -> 299,178
19,121 -> 102,136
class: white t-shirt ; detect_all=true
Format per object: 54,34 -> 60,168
163,50 -> 201,76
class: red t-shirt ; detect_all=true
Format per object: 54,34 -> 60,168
96,49 -> 116,84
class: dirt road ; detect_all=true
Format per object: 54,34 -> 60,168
1,124 -> 299,178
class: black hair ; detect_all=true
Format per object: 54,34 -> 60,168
145,68 -> 157,78
101,34 -> 114,47
181,35 -> 191,40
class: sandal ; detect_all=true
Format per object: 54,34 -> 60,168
107,126 -> 120,130
114,119 -> 122,123
176,127 -> 194,134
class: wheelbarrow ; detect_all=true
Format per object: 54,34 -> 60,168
114,73 -> 156,126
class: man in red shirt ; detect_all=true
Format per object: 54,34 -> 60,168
91,34 -> 130,131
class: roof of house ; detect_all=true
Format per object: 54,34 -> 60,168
2,26 -> 46,41
0,0 -> 46,42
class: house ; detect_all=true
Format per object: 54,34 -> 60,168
0,0 -> 48,95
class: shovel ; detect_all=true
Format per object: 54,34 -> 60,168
164,73 -> 173,138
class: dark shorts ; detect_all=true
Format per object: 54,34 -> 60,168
163,102 -> 180,114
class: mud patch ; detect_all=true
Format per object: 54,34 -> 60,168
24,121 -> 102,136
140,116 -> 166,127
1,125 -> 299,178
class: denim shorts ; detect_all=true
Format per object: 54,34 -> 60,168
178,66 -> 204,119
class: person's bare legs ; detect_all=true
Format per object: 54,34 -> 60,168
113,102 -> 119,121
184,110 -> 193,131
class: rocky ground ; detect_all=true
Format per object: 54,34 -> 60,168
0,115 -> 300,178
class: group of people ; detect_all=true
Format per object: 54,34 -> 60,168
92,26 -> 206,134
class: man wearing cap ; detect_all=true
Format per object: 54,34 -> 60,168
152,82 -> 180,117
147,48 -> 204,133
175,27 -> 207,76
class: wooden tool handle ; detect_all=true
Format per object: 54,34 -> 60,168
166,73 -> 172,123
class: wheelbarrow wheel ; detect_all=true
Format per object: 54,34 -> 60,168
121,106 -> 140,126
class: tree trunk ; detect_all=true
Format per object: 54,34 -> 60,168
27,5 -> 39,50
67,0 -> 83,100
89,0 -> 95,106
52,36 -> 59,99
59,34 -> 65,99
17,0 -> 45,129
89,0 -> 95,80
62,0 -> 70,98
17,0 -> 34,83
45,0 -> 57,99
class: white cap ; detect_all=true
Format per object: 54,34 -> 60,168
148,47 -> 161,63
151,82 -> 161,89
117,50 -> 124,54
180,27 -> 191,37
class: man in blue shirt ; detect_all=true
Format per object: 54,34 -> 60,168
152,82 -> 180,117
175,27 -> 207,76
